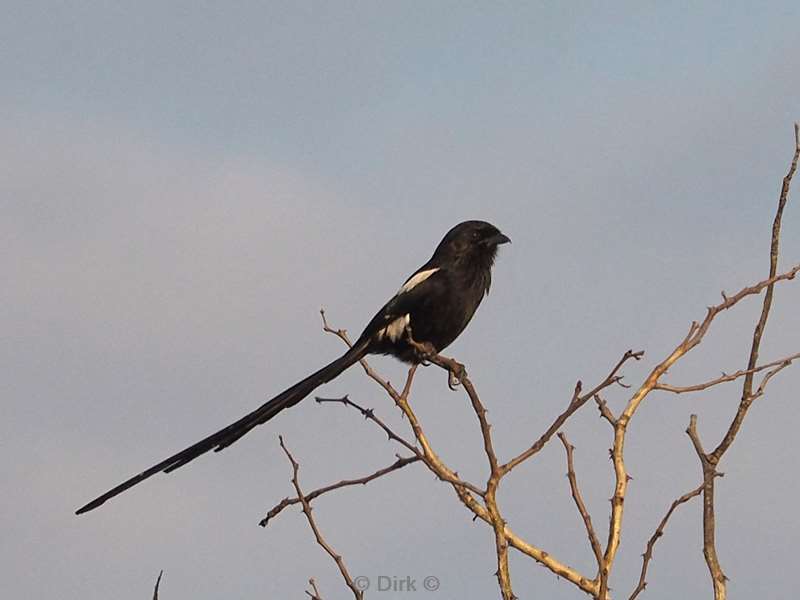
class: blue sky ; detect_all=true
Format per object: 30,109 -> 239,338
3,3 -> 799,599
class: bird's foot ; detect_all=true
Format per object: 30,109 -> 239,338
416,340 -> 438,361
405,328 -> 439,363
447,361 -> 467,391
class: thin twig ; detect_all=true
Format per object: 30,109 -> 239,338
628,484 -> 706,600
501,350 -> 643,475
262,394 -> 422,527
261,455 -> 420,526
686,415 -> 707,460
315,395 -> 419,455
654,352 -> 800,394
279,436 -> 363,600
558,433 -> 604,571
305,578 -> 323,600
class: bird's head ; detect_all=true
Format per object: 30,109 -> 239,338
433,220 -> 511,265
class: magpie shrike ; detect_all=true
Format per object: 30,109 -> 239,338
77,220 -> 510,514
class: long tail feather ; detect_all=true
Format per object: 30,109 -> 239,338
76,340 -> 370,515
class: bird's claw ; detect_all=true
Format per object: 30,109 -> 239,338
448,371 -> 460,390
447,361 -> 466,391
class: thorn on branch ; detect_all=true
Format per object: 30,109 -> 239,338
614,376 -> 631,389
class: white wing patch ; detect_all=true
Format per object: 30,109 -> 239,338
376,267 -> 435,342
398,267 -> 440,294
377,314 -> 411,342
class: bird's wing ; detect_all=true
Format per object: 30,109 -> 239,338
359,262 -> 450,340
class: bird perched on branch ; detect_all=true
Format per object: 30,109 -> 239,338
77,220 -> 510,514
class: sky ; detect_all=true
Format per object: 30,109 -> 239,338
3,3 -> 800,599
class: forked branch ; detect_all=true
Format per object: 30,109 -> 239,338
278,436 -> 363,600
686,123 -> 799,600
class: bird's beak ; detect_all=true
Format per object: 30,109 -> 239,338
485,232 -> 511,246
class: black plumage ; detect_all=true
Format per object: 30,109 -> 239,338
76,220 -> 509,514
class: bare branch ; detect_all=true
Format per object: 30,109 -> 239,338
315,395 -> 419,455
686,415 -> 727,599
501,349 -> 643,475
408,360 -> 595,595
654,352 -> 800,394
558,433 -> 604,571
752,360 -> 793,399
386,363 -> 519,600
594,393 -> 617,426
261,394 -> 423,526
709,268 -> 799,463
261,454 -> 419,527
404,335 -> 502,478
279,436 -> 363,600
628,484 -> 705,600
685,124 -> 799,600
595,258 -> 799,599
405,342 -> 514,600
686,415 -> 708,461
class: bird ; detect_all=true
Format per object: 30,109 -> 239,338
76,220 -> 510,514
